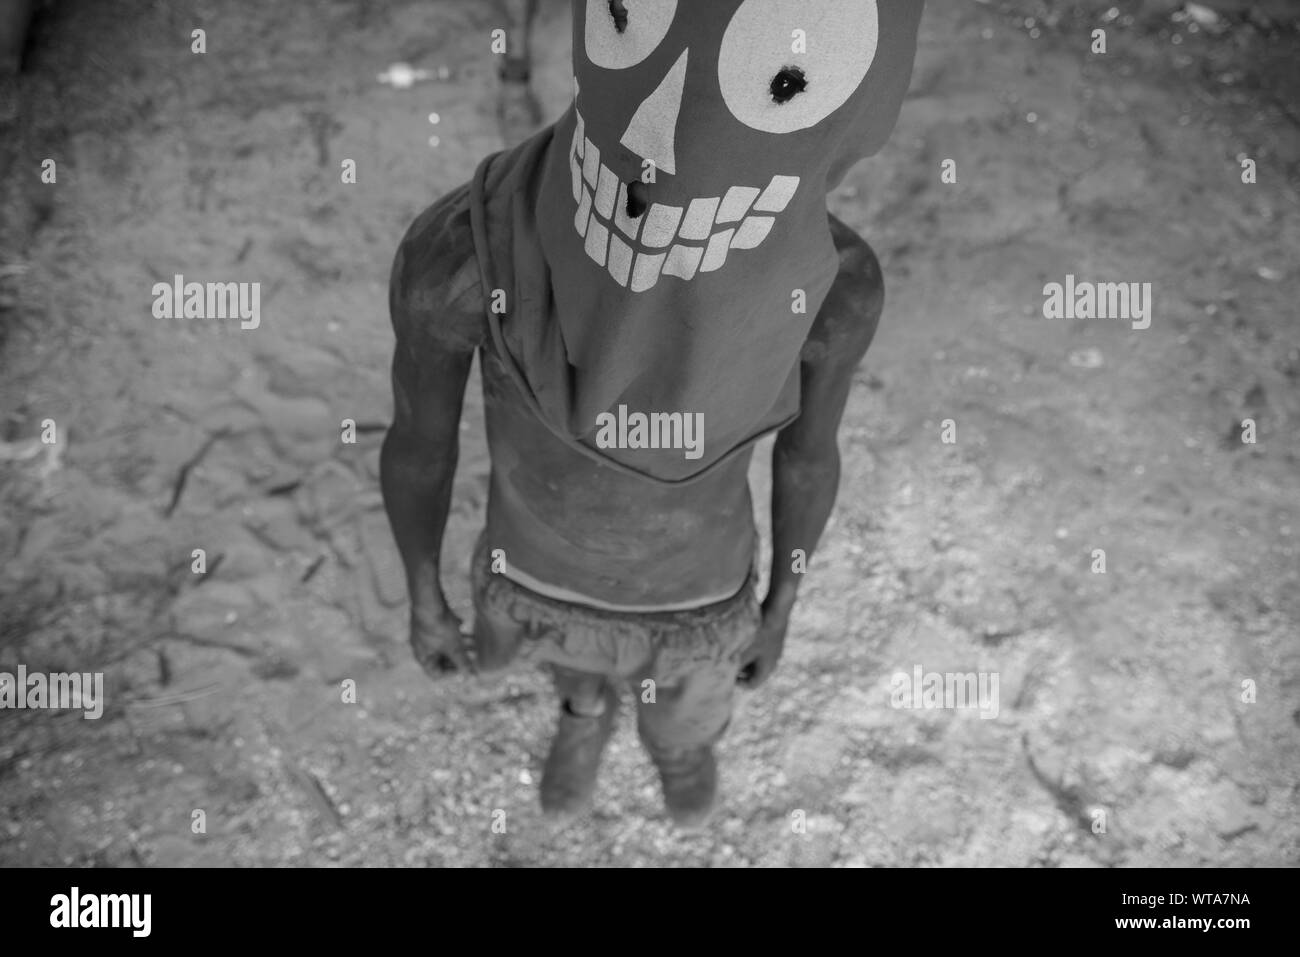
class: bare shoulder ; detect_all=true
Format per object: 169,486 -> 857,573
800,214 -> 885,370
389,180 -> 486,355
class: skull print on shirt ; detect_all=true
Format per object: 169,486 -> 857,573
565,0 -> 918,291
478,0 -> 923,482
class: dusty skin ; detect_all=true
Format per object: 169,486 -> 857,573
0,0 -> 1297,865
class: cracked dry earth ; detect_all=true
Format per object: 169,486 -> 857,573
1,0 -> 1298,867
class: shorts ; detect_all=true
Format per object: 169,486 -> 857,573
469,533 -> 761,752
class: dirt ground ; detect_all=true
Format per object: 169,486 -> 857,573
0,0 -> 1297,867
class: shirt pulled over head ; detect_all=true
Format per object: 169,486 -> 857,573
472,0 -> 924,483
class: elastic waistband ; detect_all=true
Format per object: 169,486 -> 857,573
471,532 -> 758,634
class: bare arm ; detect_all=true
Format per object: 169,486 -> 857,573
379,187 -> 485,674
739,214 -> 884,688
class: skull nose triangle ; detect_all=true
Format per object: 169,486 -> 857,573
619,48 -> 688,176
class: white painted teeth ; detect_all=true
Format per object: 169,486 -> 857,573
585,217 -> 610,267
662,244 -> 703,281
716,185 -> 759,224
631,252 -> 666,292
754,174 -> 798,213
570,113 -> 799,290
678,197 -> 719,241
641,203 -> 683,248
574,187 -> 592,238
730,216 -> 774,250
594,164 -> 618,219
582,138 -> 600,188
701,228 -> 734,273
607,235 -> 634,286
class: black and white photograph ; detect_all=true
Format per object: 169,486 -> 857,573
0,0 -> 1296,903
